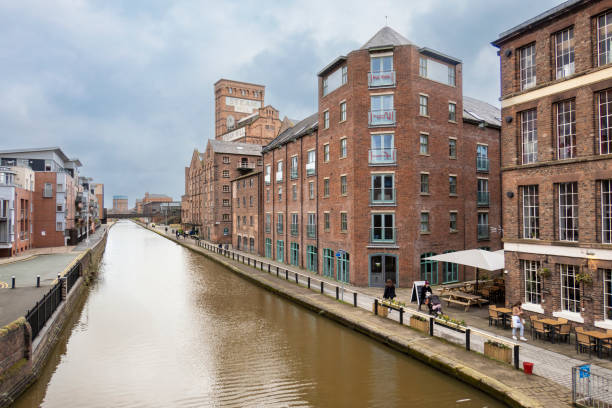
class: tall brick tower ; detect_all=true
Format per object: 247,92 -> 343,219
214,79 -> 265,139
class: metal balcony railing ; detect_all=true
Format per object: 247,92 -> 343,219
277,223 -> 284,234
370,188 -> 395,204
290,224 -> 299,236
265,224 -> 271,233
368,70 -> 396,87
478,225 -> 490,239
307,224 -> 316,238
477,156 -> 489,172
237,162 -> 256,170
370,227 -> 397,243
369,109 -> 396,126
264,174 -> 271,185
290,169 -> 298,179
368,148 -> 396,164
306,162 -> 316,176
477,191 -> 490,206
276,171 -> 283,183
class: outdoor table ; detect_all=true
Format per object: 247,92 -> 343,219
492,307 -> 512,329
583,330 -> 612,358
536,318 -> 564,343
442,291 -> 484,312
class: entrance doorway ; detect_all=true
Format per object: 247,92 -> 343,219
369,254 -> 397,287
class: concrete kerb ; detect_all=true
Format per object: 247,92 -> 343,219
138,222 -> 554,408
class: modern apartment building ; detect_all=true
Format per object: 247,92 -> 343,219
492,0 -> 612,329
258,26 -> 502,287
112,195 -> 128,212
232,170 -> 263,253
0,166 -> 35,257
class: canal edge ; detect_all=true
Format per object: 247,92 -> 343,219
141,223 -> 561,408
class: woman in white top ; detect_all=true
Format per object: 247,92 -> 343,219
512,301 -> 527,341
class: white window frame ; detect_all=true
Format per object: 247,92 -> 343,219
522,185 -> 539,239
520,43 -> 536,90
523,260 -> 542,305
559,182 -> 578,241
555,27 -> 575,79
521,109 -> 538,164
556,100 -> 576,159
597,12 -> 612,67
560,264 -> 580,313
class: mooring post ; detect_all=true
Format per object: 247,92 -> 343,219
399,308 -> 404,325
429,317 -> 434,336
276,266 -> 279,277
320,281 -> 324,294
335,286 -> 339,300
295,274 -> 298,284
514,345 -> 520,370
268,264 -> 271,273
353,292 -> 357,307
465,328 -> 471,351
36,275 -> 40,288
285,269 -> 288,280
11,276 -> 15,289
308,277 -> 311,289
374,299 -> 378,315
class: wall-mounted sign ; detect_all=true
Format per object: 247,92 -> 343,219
225,97 -> 261,113
222,127 -> 246,142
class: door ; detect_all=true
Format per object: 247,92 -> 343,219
370,254 -> 397,287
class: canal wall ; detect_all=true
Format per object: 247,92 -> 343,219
141,222 -> 572,408
0,227 -> 109,408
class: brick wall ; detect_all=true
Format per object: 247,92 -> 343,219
232,172 -> 263,254
33,172 -> 65,248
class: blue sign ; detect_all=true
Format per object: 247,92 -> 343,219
336,250 -> 345,258
579,364 -> 591,378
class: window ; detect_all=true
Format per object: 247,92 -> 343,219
340,138 -> 347,158
324,212 -> 330,230
420,253 -> 438,284
276,240 -> 284,262
556,100 -> 576,159
555,27 -> 574,79
522,260 -> 541,305
477,179 -> 489,206
223,156 -> 230,164
290,242 -> 299,266
323,144 -> 330,162
371,174 -> 394,203
340,175 -> 347,195
559,182 -> 578,241
323,178 -> 330,197
477,212 -> 489,239
56,184 -> 64,193
222,214 -> 230,221
521,109 -> 538,164
250,216 -> 253,225
419,133 -> 429,155
265,238 -> 272,258
520,43 -> 536,90
477,145 -> 488,171
371,213 -> 394,241
443,250 -> 458,283
419,95 -> 428,116
309,181 -> 315,199
236,197 -> 240,208
323,249 -> 335,278
522,185 -> 540,239
222,199 -> 230,207
370,133 -> 395,164
604,269 -> 612,320
602,180 -> 612,243
340,102 -> 347,121
223,185 -> 230,192
277,213 -> 284,234
276,160 -> 283,182
370,95 -> 395,126
419,57 -> 455,86
56,204 -> 63,212
420,212 -> 429,233
307,213 -> 316,238
278,186 -> 282,201
306,150 -> 316,176
43,183 -> 53,198
449,176 -> 457,195
249,196 -> 253,207
265,165 -> 271,185
291,213 -> 298,236
449,139 -> 457,159
341,212 -> 348,232
448,103 -> 456,121
419,57 -> 427,77
307,245 -> 318,272
290,156 -> 298,179
337,252 -> 349,283
342,66 -> 348,84
265,214 -> 271,233
560,264 -> 580,313
56,222 -> 63,231
222,170 -> 229,178
597,12 -> 612,66
599,90 -> 612,154
450,212 -> 457,231
420,173 -> 429,194
266,189 -> 270,202
292,184 -> 297,201
369,55 -> 394,87
323,77 -> 328,95
324,111 -> 330,129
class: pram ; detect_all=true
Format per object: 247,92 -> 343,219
429,295 -> 443,316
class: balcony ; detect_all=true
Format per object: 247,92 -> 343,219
265,224 -> 271,233
277,223 -> 284,234
276,171 -> 283,183
290,169 -> 298,180
290,223 -> 299,236
307,224 -> 316,238
370,188 -> 395,204
237,162 -> 256,172
368,148 -> 396,165
368,70 -> 396,88
368,109 -> 396,127
369,227 -> 396,244
477,191 -> 490,206
478,225 -> 490,240
306,162 -> 316,176
264,174 -> 271,185
476,157 -> 489,172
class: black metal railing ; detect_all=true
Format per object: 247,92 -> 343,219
478,225 -> 490,240
26,281 -> 63,339
477,191 -> 490,206
66,263 -> 82,293
477,156 -> 490,172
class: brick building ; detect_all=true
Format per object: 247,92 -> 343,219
232,171 -> 263,253
493,0 -> 612,329
258,26 -> 501,287
181,149 -> 204,233
112,195 -> 128,212
0,167 -> 34,257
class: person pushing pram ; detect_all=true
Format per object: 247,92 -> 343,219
427,293 -> 443,316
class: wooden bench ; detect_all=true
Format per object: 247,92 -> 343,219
441,296 -> 475,312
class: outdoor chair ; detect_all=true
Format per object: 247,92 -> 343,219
575,332 -> 597,357
528,315 -> 538,338
533,320 -> 551,341
557,318 -> 568,324
488,309 -> 503,327
557,324 -> 571,344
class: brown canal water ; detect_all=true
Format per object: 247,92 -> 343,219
14,221 -> 505,408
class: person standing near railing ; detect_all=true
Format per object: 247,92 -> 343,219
512,302 -> 528,341
383,279 -> 396,300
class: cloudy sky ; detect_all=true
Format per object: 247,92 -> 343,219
0,0 -> 562,208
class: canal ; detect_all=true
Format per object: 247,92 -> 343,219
15,221 -> 504,407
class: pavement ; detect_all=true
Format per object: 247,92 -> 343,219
0,225 -> 109,327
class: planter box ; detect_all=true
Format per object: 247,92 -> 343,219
434,320 -> 465,333
410,316 -> 429,333
372,302 -> 389,318
484,342 -> 512,364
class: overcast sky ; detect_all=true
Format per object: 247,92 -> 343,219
0,0 -> 562,208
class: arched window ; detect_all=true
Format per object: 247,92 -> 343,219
420,253 -> 438,284
442,250 -> 458,283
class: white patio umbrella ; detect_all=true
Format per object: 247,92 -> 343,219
424,249 -> 504,290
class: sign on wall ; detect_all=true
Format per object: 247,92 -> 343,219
225,97 -> 261,113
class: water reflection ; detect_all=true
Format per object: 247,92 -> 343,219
15,221 -> 504,407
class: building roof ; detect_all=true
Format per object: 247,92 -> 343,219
463,96 -> 501,128
492,0 -> 586,46
0,147 -> 72,163
232,170 -> 262,182
360,26 -> 412,50
147,193 -> 171,199
419,47 -> 462,65
262,113 -> 319,153
113,195 -> 128,200
208,139 -> 262,156
214,78 -> 265,88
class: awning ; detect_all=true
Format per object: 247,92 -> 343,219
424,249 -> 504,271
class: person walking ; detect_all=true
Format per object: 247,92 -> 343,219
419,281 -> 432,311
383,279 -> 396,300
512,301 -> 528,341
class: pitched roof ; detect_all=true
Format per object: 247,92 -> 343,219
262,113 -> 318,152
208,139 -> 262,156
360,26 -> 412,50
463,96 -> 501,128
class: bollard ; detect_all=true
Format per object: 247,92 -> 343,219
248,257 -> 250,266
276,267 -> 279,277
336,286 -> 339,300
233,252 -> 235,260
353,292 -> 357,307
295,274 -> 298,284
285,269 -> 288,280
308,277 -> 311,289
36,275 -> 40,288
374,299 -> 378,315
514,345 -> 520,370
320,281 -> 324,294
465,328 -> 471,351
399,308 -> 404,325
11,276 -> 15,289
429,317 -> 434,336
268,264 -> 271,273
